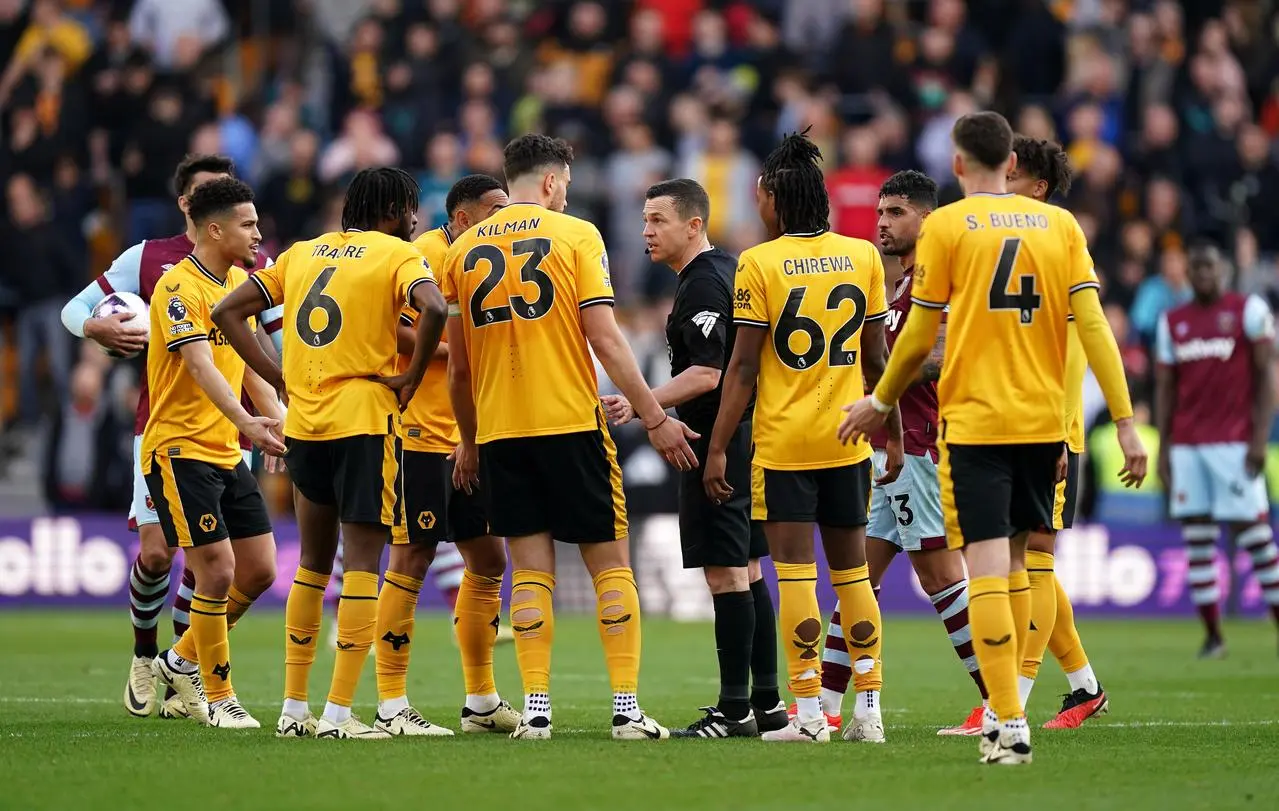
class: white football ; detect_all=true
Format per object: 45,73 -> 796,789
91,291 -> 150,359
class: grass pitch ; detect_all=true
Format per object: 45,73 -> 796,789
2,610 -> 1276,810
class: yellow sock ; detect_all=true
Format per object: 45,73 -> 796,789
226,585 -> 254,631
1009,568 -> 1031,666
831,564 -> 882,694
593,567 -> 642,694
173,625 -> 199,662
456,570 -> 503,697
375,571 -> 422,702
285,567 -> 329,702
968,575 -> 1022,721
774,561 -> 822,700
328,570 -> 379,707
1021,551 -> 1058,680
510,569 -> 555,695
1048,570 -> 1090,673
191,593 -> 232,703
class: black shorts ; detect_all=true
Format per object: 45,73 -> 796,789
286,433 -> 403,528
145,454 -> 271,548
938,441 -> 1061,548
679,420 -> 768,568
1052,450 -> 1080,531
751,458 -> 872,527
480,420 -> 627,544
395,449 -> 489,544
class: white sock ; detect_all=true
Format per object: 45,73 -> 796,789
795,696 -> 821,723
854,689 -> 879,718
524,692 -> 551,721
613,692 -> 640,720
1066,664 -> 1098,695
819,687 -> 844,718
282,698 -> 309,720
1018,675 -> 1035,708
322,701 -> 351,724
378,695 -> 409,717
166,650 -> 197,674
466,693 -> 501,713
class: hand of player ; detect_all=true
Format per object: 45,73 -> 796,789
646,414 -> 700,471
1157,446 -> 1171,488
262,408 -> 286,473
601,394 -> 635,425
837,398 -> 886,445
1055,445 -> 1069,484
877,437 -> 904,485
370,372 -> 419,411
1114,418 -> 1148,489
450,441 -> 480,494
239,416 -> 286,457
84,313 -> 147,355
703,449 -> 732,504
1245,443 -> 1267,478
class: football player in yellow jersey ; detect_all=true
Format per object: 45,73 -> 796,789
839,111 -> 1146,765
212,168 -> 447,740
372,174 -> 521,736
442,134 -> 697,740
143,178 -> 286,731
1006,136 -> 1108,729
705,132 -> 894,744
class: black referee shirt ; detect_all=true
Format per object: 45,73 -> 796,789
664,246 -> 753,433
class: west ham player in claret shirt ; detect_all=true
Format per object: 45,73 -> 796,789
1155,242 -> 1279,658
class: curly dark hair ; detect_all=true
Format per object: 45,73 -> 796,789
1012,135 -> 1074,200
502,134 -> 574,184
172,154 -> 235,198
445,174 -> 505,218
760,130 -> 829,235
341,167 -> 420,232
186,177 -> 255,224
879,170 -> 939,210
951,111 -> 1014,170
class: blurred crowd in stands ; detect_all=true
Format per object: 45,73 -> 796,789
2,0 -> 1278,516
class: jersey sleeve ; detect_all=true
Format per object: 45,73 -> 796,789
96,241 -> 146,296
250,255 -> 285,351
396,244 -> 436,309
864,247 -> 888,322
159,283 -> 209,352
1064,211 -> 1101,295
678,276 -> 731,369
732,253 -> 769,328
1154,312 -> 1174,366
249,248 -> 286,308
576,225 -> 615,308
910,217 -> 951,309
1243,294 -> 1276,343
439,242 -> 461,310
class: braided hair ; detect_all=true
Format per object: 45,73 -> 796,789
760,130 -> 829,235
342,167 -> 420,232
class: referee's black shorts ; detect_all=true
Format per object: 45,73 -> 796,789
679,419 -> 768,569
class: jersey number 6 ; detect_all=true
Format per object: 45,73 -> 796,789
773,283 -> 867,371
466,238 -> 555,326
298,265 -> 342,348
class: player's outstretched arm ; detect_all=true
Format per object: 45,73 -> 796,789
837,305 -> 942,445
703,326 -> 763,503
211,281 -> 284,393
177,340 -> 285,456
581,304 -> 699,471
1071,285 -> 1145,487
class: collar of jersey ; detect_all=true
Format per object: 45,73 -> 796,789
186,253 -> 226,286
968,192 -> 1015,197
440,224 -> 454,245
782,230 -> 827,237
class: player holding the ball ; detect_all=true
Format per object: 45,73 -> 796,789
59,155 -> 284,720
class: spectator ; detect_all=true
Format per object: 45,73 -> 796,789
827,126 -> 891,241
42,358 -> 131,512
127,0 -> 228,71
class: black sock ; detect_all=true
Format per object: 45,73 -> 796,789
748,577 -> 780,710
712,590 -> 754,720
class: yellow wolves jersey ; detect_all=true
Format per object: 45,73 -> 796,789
911,193 -> 1099,444
1065,318 -> 1086,453
440,203 -> 614,444
141,256 -> 251,472
734,231 -> 887,469
402,225 -> 459,453
251,229 -> 435,440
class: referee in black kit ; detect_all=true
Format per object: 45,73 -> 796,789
602,179 -> 784,738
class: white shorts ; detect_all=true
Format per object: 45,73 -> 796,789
866,449 -> 948,552
130,434 -> 253,531
1169,442 -> 1269,523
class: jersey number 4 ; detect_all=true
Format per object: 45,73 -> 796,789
465,238 -> 554,326
774,284 -> 867,371
987,237 -> 1041,324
